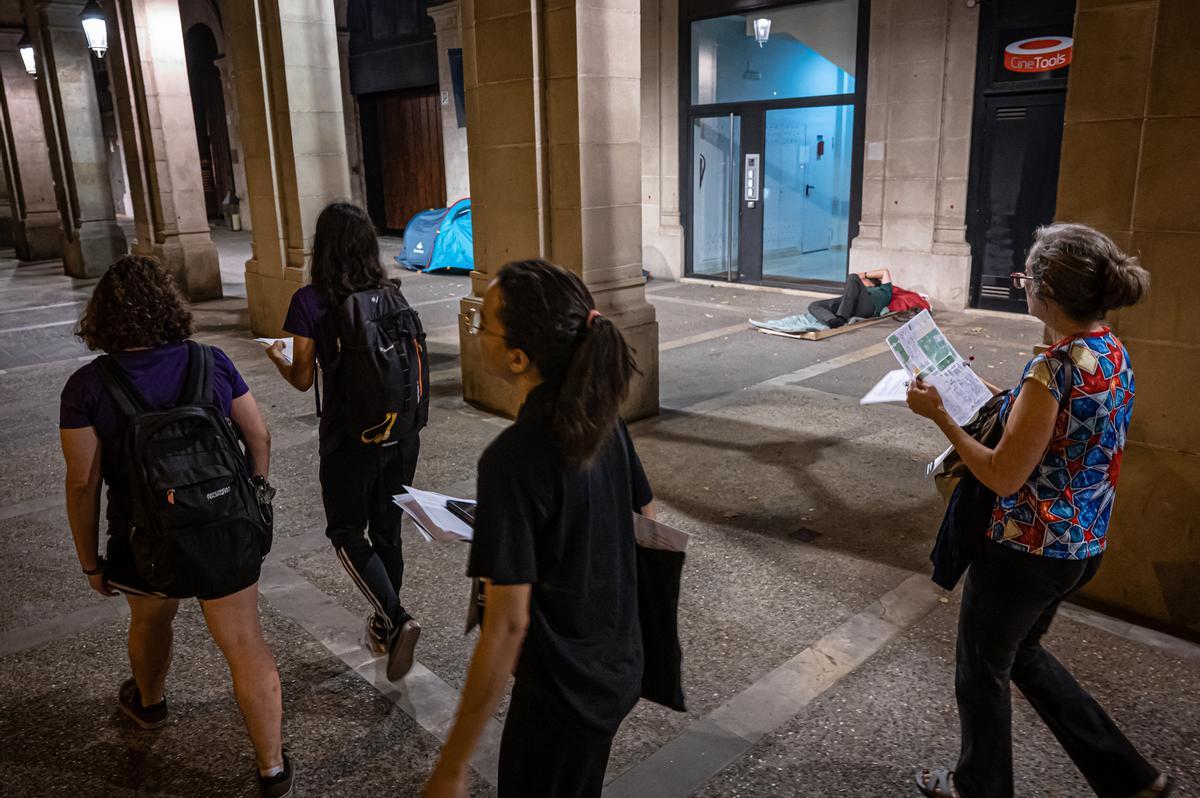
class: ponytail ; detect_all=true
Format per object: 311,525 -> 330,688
495,260 -> 639,467
554,314 -> 637,466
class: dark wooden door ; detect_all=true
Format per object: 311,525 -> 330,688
368,87 -> 446,232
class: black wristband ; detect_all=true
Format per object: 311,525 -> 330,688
82,558 -> 105,576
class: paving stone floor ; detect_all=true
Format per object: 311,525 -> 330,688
0,229 -> 1196,797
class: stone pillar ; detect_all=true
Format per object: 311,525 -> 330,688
848,0 -> 979,308
214,55 -> 251,232
428,0 -> 470,202
336,30 -> 366,207
0,159 -> 10,247
105,0 -> 222,300
1055,0 -> 1200,636
225,0 -> 351,336
0,31 -> 63,261
26,0 -> 128,277
459,0 -> 659,419
639,0 -> 683,280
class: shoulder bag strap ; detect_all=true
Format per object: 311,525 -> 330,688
181,341 -> 215,405
93,354 -> 150,419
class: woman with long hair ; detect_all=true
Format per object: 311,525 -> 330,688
423,260 -> 655,798
267,202 -> 422,680
908,224 -> 1172,798
59,255 -> 291,796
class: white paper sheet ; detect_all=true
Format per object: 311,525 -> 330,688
254,337 -> 293,365
860,368 -> 911,405
634,515 -> 691,553
392,486 -> 475,542
885,310 -> 992,426
926,444 -> 955,477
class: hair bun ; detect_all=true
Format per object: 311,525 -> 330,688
1102,252 -> 1150,311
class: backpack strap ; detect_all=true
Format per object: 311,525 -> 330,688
181,341 -> 215,405
94,354 -> 151,419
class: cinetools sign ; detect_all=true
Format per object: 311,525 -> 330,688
1003,36 -> 1073,74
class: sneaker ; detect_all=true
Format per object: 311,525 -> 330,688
365,614 -> 389,656
386,618 -> 421,681
258,754 -> 295,798
117,678 -> 168,730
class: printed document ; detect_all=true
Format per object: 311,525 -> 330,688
634,515 -> 691,553
860,368 -> 911,405
885,310 -> 992,426
393,486 -> 475,542
254,337 -> 293,365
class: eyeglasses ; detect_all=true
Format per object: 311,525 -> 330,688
462,308 -> 501,338
1010,272 -> 1036,289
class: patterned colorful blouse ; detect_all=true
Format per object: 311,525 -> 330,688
990,328 -> 1135,559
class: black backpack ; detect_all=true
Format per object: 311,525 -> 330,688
322,286 -> 429,446
95,342 -> 272,598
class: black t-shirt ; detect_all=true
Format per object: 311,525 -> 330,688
467,386 -> 654,735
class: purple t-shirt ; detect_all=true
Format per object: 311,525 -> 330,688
60,342 -> 250,526
282,285 -> 345,455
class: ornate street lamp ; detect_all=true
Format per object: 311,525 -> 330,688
18,29 -> 36,76
753,17 -> 772,47
79,0 -> 108,58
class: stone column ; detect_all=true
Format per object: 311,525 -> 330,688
459,0 -> 659,419
428,0 -> 470,202
1055,0 -> 1200,636
848,0 -> 979,308
225,0 -> 351,336
105,0 -> 222,300
26,0 -> 128,277
333,0 -> 365,208
0,31 -> 63,261
0,159 -> 10,247
214,55 -> 251,232
639,0 -> 683,280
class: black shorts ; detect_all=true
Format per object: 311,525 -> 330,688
103,527 -> 260,601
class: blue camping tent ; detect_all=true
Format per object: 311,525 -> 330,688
396,198 -> 473,273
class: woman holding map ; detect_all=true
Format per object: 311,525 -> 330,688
905,224 -> 1172,798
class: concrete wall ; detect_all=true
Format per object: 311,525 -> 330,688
1056,0 -> 1200,637
849,0 -> 977,308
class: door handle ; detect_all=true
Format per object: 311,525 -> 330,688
805,184 -> 814,197
699,154 -> 706,189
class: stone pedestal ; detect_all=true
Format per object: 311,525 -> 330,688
26,0 -> 128,277
225,0 -> 351,336
458,0 -> 659,420
106,0 -> 222,300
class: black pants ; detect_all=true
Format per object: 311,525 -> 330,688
498,683 -> 616,798
955,541 -> 1157,798
319,435 -> 420,633
808,274 -> 876,329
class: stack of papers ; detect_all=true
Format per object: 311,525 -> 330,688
634,515 -> 691,552
393,486 -> 475,542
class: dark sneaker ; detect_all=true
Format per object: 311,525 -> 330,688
365,614 -> 389,655
117,678 -> 168,730
258,754 -> 295,798
386,618 -> 421,681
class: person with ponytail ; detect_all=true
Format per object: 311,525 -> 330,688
908,224 -> 1172,798
423,260 -> 655,798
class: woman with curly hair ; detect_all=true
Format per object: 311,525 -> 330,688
59,255 -> 293,797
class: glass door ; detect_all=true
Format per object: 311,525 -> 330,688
690,115 -> 742,280
761,104 -> 855,282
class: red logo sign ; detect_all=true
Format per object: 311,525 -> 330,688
1004,36 -> 1073,73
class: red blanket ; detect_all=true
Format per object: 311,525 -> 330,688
888,286 -> 931,314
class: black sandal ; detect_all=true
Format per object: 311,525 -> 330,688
915,768 -> 960,798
